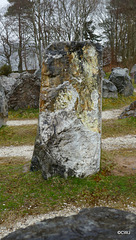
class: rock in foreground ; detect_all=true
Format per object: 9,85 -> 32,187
2,207 -> 136,240
31,41 -> 102,179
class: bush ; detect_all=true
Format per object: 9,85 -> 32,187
0,64 -> 12,76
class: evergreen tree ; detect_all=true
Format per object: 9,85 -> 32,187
6,0 -> 33,72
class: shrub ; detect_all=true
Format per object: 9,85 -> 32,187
0,64 -> 12,76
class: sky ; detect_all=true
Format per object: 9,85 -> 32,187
0,0 -> 8,7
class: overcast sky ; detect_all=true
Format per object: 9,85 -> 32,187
0,0 -> 8,7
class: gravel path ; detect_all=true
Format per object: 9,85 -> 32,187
102,107 -> 125,120
6,119 -> 38,126
0,145 -> 34,159
0,134 -> 136,160
102,135 -> 136,150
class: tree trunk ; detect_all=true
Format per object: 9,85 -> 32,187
18,13 -> 23,72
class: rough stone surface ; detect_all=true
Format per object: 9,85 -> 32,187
134,72 -> 136,84
102,78 -> 118,98
118,101 -> 136,119
0,72 -> 40,110
31,41 -> 102,179
0,81 -> 8,127
2,207 -> 136,240
109,67 -> 134,96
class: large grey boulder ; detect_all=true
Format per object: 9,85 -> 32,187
2,207 -> 136,240
109,67 -> 134,96
102,78 -> 118,98
118,100 -> 136,119
31,41 -> 102,179
0,72 -> 40,110
0,81 -> 8,127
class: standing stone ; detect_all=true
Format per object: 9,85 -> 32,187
0,81 -> 8,128
31,41 -> 102,179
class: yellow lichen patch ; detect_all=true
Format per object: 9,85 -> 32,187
70,52 -> 82,76
54,90 -> 73,110
78,110 -> 99,133
82,45 -> 98,79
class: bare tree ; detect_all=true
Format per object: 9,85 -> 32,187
100,0 -> 136,67
53,0 -> 100,41
0,11 -> 14,67
1,0 -> 101,71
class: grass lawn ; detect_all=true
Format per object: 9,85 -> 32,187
0,157 -> 136,225
102,117 -> 136,138
0,125 -> 37,146
102,92 -> 136,111
8,108 -> 39,120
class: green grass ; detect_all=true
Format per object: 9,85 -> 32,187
102,93 -> 136,111
105,72 -> 111,79
0,125 -> 37,146
0,160 -> 135,224
102,117 -> 136,138
8,108 -> 39,120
